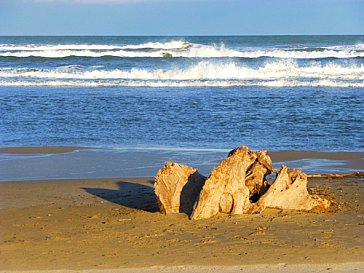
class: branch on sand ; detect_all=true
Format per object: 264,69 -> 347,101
307,172 -> 364,179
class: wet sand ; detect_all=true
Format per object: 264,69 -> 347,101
269,151 -> 364,170
1,146 -> 363,167
1,146 -> 363,182
0,146 -> 85,154
0,176 -> 363,272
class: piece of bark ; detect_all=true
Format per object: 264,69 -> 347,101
191,146 -> 257,220
249,165 -> 330,213
154,161 -> 206,215
245,150 -> 273,198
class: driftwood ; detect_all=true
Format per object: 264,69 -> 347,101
191,146 -> 258,220
273,169 -> 364,179
307,172 -> 364,179
154,146 -> 337,220
154,161 -> 206,215
245,150 -> 273,198
247,166 -> 330,214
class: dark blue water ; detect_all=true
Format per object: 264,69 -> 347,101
1,86 -> 363,151
0,36 -> 363,151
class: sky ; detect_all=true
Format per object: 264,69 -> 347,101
0,0 -> 363,36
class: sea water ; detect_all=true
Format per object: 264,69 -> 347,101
0,36 -> 363,151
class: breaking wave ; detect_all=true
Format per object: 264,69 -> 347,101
1,40 -> 363,59
1,60 -> 363,80
1,79 -> 363,88
1,60 -> 363,88
0,40 -> 191,51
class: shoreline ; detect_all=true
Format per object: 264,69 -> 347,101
1,146 -> 363,182
0,146 -> 89,155
1,145 -> 364,155
0,176 -> 363,271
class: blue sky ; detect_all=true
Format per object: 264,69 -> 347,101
0,0 -> 363,35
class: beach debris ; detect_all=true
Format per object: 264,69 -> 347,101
248,166 -> 330,214
154,161 -> 206,215
307,171 -> 364,179
191,146 -> 259,220
154,146 -> 331,219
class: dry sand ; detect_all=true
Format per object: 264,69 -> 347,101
0,175 -> 363,272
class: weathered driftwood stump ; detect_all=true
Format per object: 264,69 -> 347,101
191,146 -> 267,220
154,146 -> 331,220
154,161 -> 206,215
248,165 -> 330,213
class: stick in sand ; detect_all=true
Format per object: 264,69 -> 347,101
306,171 -> 364,179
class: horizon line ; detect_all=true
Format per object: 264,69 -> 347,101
0,34 -> 363,37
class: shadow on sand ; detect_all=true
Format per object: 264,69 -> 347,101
82,180 -> 159,213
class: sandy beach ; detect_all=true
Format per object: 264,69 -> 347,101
0,147 -> 363,272
1,4 -> 363,272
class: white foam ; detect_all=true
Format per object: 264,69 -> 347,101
0,40 -> 191,51
119,40 -> 191,50
1,60 -> 363,81
322,43 -> 364,51
1,41 -> 363,59
0,44 -> 123,51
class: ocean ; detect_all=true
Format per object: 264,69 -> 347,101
0,36 -> 363,151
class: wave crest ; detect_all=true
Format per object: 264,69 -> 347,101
0,59 -> 363,88
1,60 -> 363,81
1,41 -> 363,59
